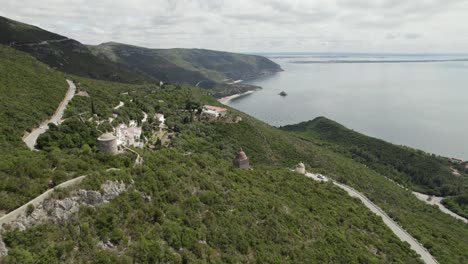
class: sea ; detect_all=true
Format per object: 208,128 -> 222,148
224,53 -> 468,160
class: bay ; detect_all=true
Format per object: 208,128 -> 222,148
226,54 -> 468,159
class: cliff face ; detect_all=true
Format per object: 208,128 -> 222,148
89,42 -> 283,86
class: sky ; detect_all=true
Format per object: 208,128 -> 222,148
1,0 -> 468,53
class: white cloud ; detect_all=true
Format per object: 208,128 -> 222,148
1,0 -> 468,53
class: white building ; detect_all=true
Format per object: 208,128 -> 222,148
154,113 -> 165,124
116,122 -> 142,147
202,105 -> 228,117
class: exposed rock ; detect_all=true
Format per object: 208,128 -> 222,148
0,238 -> 7,257
80,190 -> 103,205
0,180 -> 130,254
102,181 -> 127,202
0,181 -> 128,234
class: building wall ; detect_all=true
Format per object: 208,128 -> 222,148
97,139 -> 118,155
234,159 -> 249,169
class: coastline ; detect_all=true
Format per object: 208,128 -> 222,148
218,89 -> 258,105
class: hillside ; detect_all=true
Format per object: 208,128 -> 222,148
0,30 -> 467,263
0,16 -> 149,83
0,45 -> 68,141
0,51 -> 467,262
89,42 -> 282,97
0,16 -> 283,97
0,48 -> 424,262
281,117 -> 468,197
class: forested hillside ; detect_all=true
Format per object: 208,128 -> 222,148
89,42 -> 282,97
0,49 -> 424,262
89,42 -> 282,85
0,21 -> 467,263
0,45 -> 67,140
1,16 -> 282,98
282,117 -> 467,197
0,16 -> 149,83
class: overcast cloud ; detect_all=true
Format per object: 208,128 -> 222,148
1,0 -> 468,53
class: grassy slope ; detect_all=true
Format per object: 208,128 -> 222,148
0,16 -> 149,83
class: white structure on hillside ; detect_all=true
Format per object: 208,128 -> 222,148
203,105 -> 227,117
116,121 -> 142,147
155,113 -> 165,124
154,113 -> 166,130
295,162 -> 306,174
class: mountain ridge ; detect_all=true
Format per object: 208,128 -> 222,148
89,41 -> 283,97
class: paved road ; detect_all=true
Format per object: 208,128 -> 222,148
22,80 -> 76,150
122,145 -> 143,167
413,192 -> 468,223
305,172 -> 438,264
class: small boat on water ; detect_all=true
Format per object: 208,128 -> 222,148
279,91 -> 287,96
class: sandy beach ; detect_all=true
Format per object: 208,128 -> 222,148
218,90 -> 257,105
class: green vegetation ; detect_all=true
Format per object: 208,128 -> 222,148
89,42 -> 282,97
0,16 -> 149,83
0,45 -> 133,211
442,194 -> 468,218
2,149 -> 422,263
1,22 -> 467,263
0,45 -> 67,139
282,117 -> 467,197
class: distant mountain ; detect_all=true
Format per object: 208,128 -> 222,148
0,16 -> 149,83
89,42 -> 283,96
0,16 -> 283,96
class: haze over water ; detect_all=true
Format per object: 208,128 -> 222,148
226,53 -> 468,160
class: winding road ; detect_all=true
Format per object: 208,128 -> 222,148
413,192 -> 468,223
22,80 -> 76,150
305,172 -> 438,264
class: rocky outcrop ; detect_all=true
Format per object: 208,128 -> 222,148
0,238 -> 7,257
0,181 -> 130,256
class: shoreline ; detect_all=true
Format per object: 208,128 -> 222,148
218,89 -> 258,105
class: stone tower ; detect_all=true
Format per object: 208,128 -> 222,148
97,133 -> 118,155
233,148 -> 249,169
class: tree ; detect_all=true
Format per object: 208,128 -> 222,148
26,204 -> 35,216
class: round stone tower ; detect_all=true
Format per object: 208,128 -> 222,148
97,133 -> 118,155
295,162 -> 306,174
233,148 -> 249,169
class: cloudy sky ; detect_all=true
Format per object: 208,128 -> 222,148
2,0 -> 468,53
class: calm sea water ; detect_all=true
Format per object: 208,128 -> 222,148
226,53 -> 468,159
